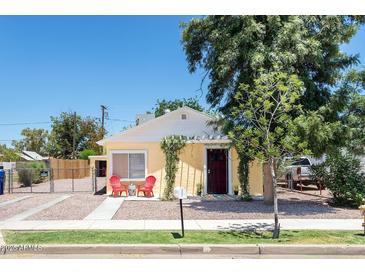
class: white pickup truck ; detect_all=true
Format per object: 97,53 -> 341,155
285,156 -> 323,189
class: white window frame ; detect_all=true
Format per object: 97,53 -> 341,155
109,149 -> 148,181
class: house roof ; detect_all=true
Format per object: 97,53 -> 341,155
18,153 -> 34,161
97,106 -> 230,145
19,151 -> 48,161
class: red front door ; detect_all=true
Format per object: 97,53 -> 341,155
207,149 -> 228,194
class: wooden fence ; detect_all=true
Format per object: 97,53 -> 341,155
49,158 -> 90,180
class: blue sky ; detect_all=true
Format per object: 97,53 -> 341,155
0,16 -> 364,144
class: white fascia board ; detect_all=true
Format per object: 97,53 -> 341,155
96,106 -> 219,146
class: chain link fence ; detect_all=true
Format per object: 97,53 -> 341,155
5,167 -> 101,194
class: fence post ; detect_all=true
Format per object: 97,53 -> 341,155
50,168 -> 54,193
7,169 -> 11,194
30,169 -> 33,193
92,167 -> 97,193
72,168 -> 74,192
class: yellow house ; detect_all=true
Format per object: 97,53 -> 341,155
93,107 -> 263,198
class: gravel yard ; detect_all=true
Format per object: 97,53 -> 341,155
26,194 -> 106,220
113,189 -> 360,220
0,194 -> 30,203
0,194 -> 63,221
0,188 -> 359,221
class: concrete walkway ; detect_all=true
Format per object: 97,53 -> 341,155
4,195 -> 71,221
0,218 -> 362,231
84,197 -> 124,220
0,196 -> 31,208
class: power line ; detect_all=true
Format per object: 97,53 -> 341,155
0,121 -> 51,126
106,118 -> 134,123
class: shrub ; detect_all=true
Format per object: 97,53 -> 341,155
196,182 -> 203,196
242,193 -> 253,201
311,152 -> 365,207
79,149 -> 98,160
17,161 -> 47,187
237,151 -> 250,197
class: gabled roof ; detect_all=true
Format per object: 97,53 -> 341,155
97,106 -> 229,145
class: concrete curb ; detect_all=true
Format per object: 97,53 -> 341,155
258,244 -> 365,255
0,231 -> 4,245
2,244 -> 365,256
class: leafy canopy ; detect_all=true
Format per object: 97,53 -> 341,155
229,71 -> 309,162
153,97 -> 203,117
47,112 -> 103,159
0,144 -> 20,162
79,149 -> 98,160
12,128 -> 49,155
182,16 -> 365,114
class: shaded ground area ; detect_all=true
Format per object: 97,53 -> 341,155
0,194 -> 62,221
26,194 -> 106,220
278,184 -> 331,198
113,190 -> 359,220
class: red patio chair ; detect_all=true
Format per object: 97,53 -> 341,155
109,175 -> 129,197
136,175 -> 156,197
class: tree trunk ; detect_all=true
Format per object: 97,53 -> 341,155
269,157 -> 280,239
263,163 -> 274,204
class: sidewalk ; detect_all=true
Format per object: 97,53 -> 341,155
0,218 -> 362,231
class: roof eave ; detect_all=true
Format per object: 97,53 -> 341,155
186,139 -> 231,144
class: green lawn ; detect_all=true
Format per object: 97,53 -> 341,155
4,230 -> 365,245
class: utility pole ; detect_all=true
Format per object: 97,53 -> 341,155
72,111 -> 76,160
101,105 -> 108,139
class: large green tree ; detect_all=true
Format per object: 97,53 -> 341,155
0,144 -> 20,162
12,128 -> 49,155
230,71 -> 309,237
47,112 -> 103,159
182,15 -> 365,190
182,16 -> 364,115
182,16 -> 365,234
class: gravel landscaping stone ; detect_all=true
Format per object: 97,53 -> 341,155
113,190 -> 360,220
0,194 -> 62,221
0,194 -> 29,203
26,194 -> 106,220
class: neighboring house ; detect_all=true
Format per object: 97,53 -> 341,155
93,107 -> 264,198
18,151 -> 48,161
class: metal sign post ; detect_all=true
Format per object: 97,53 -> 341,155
174,187 -> 187,238
179,198 -> 185,237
